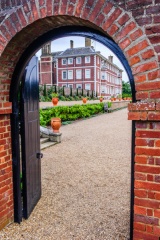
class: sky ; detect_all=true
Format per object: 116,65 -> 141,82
36,36 -> 129,82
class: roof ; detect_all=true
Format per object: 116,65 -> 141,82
52,47 -> 100,58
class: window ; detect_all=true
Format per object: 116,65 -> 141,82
76,84 -> 82,89
85,69 -> 91,79
85,56 -> 90,63
101,85 -> 107,93
62,84 -> 67,87
76,57 -> 81,64
76,70 -> 82,79
85,84 -> 91,90
68,58 -> 73,64
62,71 -> 67,79
102,74 -> 105,80
62,59 -> 67,65
68,70 -> 73,79
68,84 -> 73,88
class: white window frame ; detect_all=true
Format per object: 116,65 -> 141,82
62,59 -> 67,65
85,83 -> 91,90
68,58 -> 73,64
68,84 -> 73,88
85,56 -> 90,63
62,70 -> 67,80
76,84 -> 82,89
76,69 -> 82,79
76,57 -> 81,64
68,70 -> 73,79
85,69 -> 91,79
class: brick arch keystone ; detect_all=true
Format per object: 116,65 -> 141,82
0,1 -> 160,239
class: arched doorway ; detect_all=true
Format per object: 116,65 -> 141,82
0,2 -> 159,238
10,26 -> 135,238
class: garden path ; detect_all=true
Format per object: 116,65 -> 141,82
0,108 -> 131,240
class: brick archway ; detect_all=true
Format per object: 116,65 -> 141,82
0,1 -> 160,239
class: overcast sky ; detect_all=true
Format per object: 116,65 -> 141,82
36,36 -> 129,82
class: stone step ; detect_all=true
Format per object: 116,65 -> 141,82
40,137 -> 49,144
40,141 -> 57,150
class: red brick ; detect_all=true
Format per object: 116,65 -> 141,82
146,225 -> 153,234
155,192 -> 160,200
127,40 -> 149,56
129,56 -> 140,66
148,112 -> 160,121
136,122 -> 147,129
107,24 -> 119,36
135,138 -> 154,147
136,91 -> 149,100
46,0 -> 53,16
116,22 -> 136,41
135,189 -> 147,198
135,165 -> 160,174
136,81 -> 160,91
102,8 -> 122,30
154,15 -> 160,23
30,0 -> 39,20
155,175 -> 160,183
135,197 -> 159,209
153,226 -> 160,236
150,91 -> 160,99
147,191 -> 155,199
135,74 -> 147,83
89,0 -> 105,22
148,70 -> 160,80
118,13 -> 130,25
134,206 -> 147,215
102,2 -> 114,15
135,155 -> 147,164
147,174 -> 154,181
135,180 -> 160,191
149,36 -> 160,44
147,209 -> 153,216
136,17 -> 152,26
134,214 -> 159,225
146,5 -> 160,14
130,29 -> 143,41
135,172 -> 147,181
154,209 -> 160,218
128,102 -> 155,111
134,230 -> 159,240
134,222 -> 146,231
128,112 -> 140,120
133,62 -> 158,75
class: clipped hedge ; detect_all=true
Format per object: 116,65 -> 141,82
40,103 -> 111,126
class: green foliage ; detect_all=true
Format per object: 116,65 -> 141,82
40,103 -> 105,126
122,81 -> 132,98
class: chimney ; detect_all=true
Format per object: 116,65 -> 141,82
108,55 -> 113,63
70,40 -> 74,48
85,38 -> 91,47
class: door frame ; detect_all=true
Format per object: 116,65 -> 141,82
10,26 -> 135,238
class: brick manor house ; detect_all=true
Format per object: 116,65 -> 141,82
39,38 -> 123,98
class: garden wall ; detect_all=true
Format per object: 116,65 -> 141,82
0,1 -> 160,239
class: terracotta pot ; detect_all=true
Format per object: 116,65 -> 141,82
82,98 -> 87,104
111,98 -> 114,101
52,97 -> 58,106
51,117 -> 61,133
99,98 -> 103,102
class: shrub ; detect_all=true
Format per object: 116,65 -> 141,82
40,103 -> 105,126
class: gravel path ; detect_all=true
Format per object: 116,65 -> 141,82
1,108 -> 131,240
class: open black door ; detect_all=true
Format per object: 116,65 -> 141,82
20,56 -> 42,219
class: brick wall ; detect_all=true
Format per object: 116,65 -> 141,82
0,0 -> 160,238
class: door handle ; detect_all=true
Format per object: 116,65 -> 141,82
36,152 -> 43,159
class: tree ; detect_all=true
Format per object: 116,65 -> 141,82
122,81 -> 132,98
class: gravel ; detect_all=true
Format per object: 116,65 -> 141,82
0,108 -> 131,240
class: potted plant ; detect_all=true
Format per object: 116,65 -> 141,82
52,93 -> 59,106
51,117 -> 61,133
117,94 -> 122,101
82,96 -> 87,104
99,96 -> 104,102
